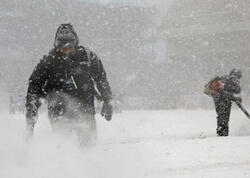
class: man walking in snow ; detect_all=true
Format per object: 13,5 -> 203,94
25,23 -> 113,145
204,69 -> 242,136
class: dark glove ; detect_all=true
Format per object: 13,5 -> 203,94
234,95 -> 242,104
220,91 -> 242,103
101,101 -> 113,121
24,109 -> 37,142
24,121 -> 35,142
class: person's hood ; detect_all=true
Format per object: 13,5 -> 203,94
54,23 -> 79,49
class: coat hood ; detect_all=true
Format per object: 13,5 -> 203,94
54,23 -> 79,49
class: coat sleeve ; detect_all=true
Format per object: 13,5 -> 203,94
226,77 -> 241,94
88,50 -> 112,103
219,76 -> 241,101
26,57 -> 49,124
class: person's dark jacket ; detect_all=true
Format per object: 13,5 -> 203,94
26,46 -> 112,123
204,72 -> 241,102
220,74 -> 241,101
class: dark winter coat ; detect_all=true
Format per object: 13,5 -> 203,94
204,73 -> 241,102
26,46 -> 112,121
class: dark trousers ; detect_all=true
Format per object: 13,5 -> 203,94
47,92 -> 97,146
214,97 -> 232,136
49,113 -> 97,147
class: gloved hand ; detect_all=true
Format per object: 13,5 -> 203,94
232,94 -> 242,103
24,122 -> 34,143
101,101 -> 113,121
24,94 -> 39,142
234,96 -> 242,103
24,110 -> 37,143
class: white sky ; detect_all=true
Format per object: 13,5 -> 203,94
77,0 -> 173,15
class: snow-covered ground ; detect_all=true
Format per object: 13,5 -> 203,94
0,109 -> 250,178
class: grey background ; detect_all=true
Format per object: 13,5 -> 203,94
1,0 -> 249,110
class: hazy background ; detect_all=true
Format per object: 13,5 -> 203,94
1,0 -> 250,111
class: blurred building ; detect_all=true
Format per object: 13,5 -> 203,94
158,0 -> 250,104
3,0 -> 249,110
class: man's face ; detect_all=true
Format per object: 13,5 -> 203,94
57,30 -> 77,55
60,46 -> 75,55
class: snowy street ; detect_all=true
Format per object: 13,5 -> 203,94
1,110 -> 250,178
2,0 -> 250,177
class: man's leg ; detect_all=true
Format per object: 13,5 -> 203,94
50,117 -> 73,138
74,114 -> 97,147
215,99 -> 232,136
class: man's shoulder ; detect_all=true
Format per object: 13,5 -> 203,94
38,49 -> 57,65
78,45 -> 91,53
78,46 -> 97,61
